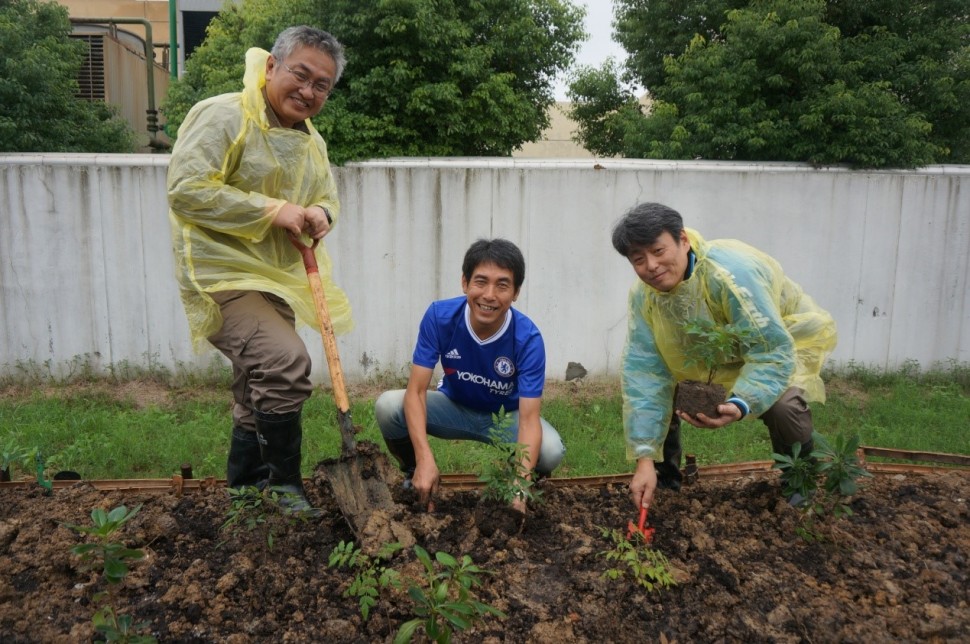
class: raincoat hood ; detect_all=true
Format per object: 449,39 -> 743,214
167,47 -> 351,350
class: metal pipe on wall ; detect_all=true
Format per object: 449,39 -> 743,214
69,17 -> 166,150
169,0 -> 178,79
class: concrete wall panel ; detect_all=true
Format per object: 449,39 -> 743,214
1,155 -> 968,383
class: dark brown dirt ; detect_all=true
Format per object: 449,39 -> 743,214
1,451 -> 969,643
674,380 -> 727,417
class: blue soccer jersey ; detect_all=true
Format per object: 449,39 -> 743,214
412,296 -> 545,413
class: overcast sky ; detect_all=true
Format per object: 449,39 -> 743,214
552,0 -> 626,100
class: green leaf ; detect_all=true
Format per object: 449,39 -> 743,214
394,619 -> 422,644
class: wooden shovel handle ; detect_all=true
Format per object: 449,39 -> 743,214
288,234 -> 350,413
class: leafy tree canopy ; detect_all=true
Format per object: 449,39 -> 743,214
0,0 -> 135,153
569,0 -> 970,168
162,0 -> 586,163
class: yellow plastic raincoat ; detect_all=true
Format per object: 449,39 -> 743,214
168,48 -> 352,350
621,229 -> 837,460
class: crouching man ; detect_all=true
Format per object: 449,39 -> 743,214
375,239 -> 566,512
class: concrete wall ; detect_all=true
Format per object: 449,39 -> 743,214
1,155 -> 968,383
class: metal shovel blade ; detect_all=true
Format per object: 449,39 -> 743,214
289,234 -> 413,553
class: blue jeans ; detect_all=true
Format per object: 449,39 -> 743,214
374,389 -> 566,475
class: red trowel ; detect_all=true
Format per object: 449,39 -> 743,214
627,506 -> 655,543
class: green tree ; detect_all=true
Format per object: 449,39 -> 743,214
162,0 -> 586,163
0,0 -> 135,153
569,0 -> 969,167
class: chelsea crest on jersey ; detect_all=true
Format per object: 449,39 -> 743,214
411,296 -> 546,414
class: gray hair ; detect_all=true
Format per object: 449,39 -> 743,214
611,202 -> 685,257
271,25 -> 346,84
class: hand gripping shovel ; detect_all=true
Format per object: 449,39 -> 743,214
289,234 -> 414,552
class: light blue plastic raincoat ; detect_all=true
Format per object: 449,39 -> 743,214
621,229 -> 837,460
168,48 -> 352,350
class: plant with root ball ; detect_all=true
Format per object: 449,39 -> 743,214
676,319 -> 757,417
682,318 -> 757,385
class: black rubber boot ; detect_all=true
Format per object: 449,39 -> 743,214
255,409 -> 321,518
655,416 -> 683,491
227,427 -> 270,490
384,437 -> 417,489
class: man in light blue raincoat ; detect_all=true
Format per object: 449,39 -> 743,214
168,26 -> 352,516
612,203 -> 837,512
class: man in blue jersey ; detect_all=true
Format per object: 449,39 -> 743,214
375,238 -> 566,511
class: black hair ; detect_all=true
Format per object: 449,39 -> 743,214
611,202 -> 685,257
462,238 -> 526,291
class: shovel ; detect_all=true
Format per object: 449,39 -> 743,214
289,234 -> 413,551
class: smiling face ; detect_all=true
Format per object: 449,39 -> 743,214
263,46 -> 336,128
627,229 -> 692,292
461,261 -> 519,340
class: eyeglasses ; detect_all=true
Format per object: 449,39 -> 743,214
281,63 -> 333,96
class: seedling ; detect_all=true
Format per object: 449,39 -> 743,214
681,318 -> 757,384
64,504 -> 145,584
328,540 -> 403,621
91,592 -> 157,644
478,409 -> 543,507
220,486 -> 308,549
773,431 -> 873,541
395,545 -> 506,643
598,526 -> 676,592
676,319 -> 757,417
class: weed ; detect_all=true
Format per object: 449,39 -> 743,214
597,527 -> 676,592
0,434 -> 36,480
773,431 -> 873,541
64,504 -> 145,584
395,545 -> 506,643
682,318 -> 757,384
478,409 -> 543,507
46,434 -> 96,478
328,540 -> 404,621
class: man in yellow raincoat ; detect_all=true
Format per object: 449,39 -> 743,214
168,26 -> 352,515
612,202 -> 837,512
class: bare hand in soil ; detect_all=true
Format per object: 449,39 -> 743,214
412,460 -> 440,512
677,403 -> 742,429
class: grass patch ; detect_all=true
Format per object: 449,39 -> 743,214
0,361 -> 967,481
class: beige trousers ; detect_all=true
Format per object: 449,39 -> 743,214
759,387 -> 815,455
207,290 -> 313,432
